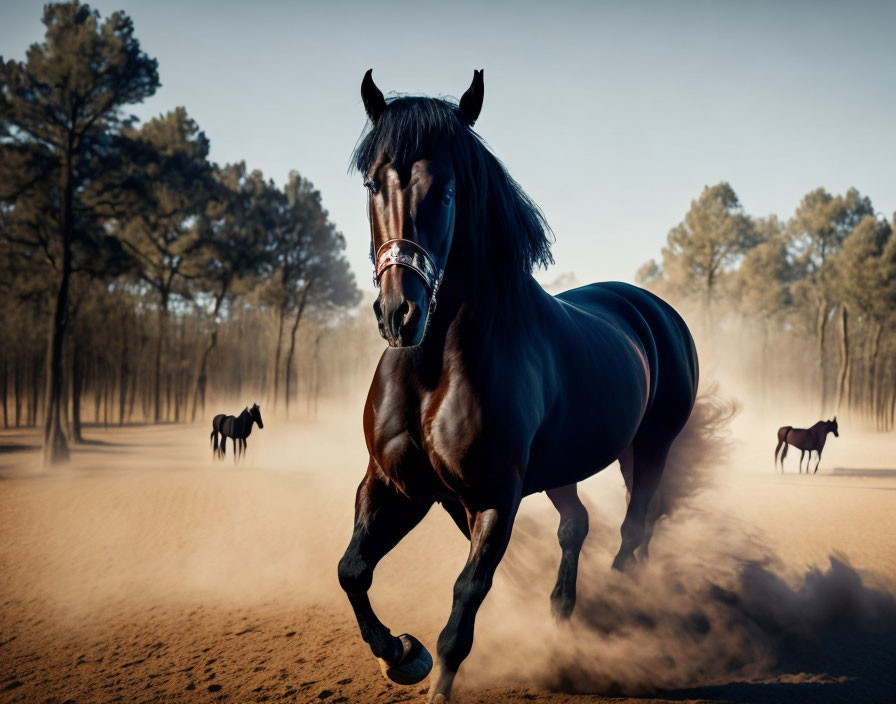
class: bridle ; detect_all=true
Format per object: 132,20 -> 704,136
373,238 -> 444,312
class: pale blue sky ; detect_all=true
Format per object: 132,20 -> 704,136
2,0 -> 895,292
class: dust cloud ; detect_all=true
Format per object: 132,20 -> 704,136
2,383 -> 896,703
461,383 -> 896,698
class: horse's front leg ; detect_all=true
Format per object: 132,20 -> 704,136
430,481 -> 521,702
338,467 -> 434,682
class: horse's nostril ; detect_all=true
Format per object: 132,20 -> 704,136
401,301 -> 419,329
390,301 -> 410,336
373,299 -> 383,321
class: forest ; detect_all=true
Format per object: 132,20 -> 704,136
2,3 -> 893,471
637,182 -> 896,430
0,2 -> 367,466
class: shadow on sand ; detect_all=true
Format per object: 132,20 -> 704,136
0,443 -> 39,454
664,629 -> 896,702
830,467 -> 896,477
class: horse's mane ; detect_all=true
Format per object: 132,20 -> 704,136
352,97 -> 553,287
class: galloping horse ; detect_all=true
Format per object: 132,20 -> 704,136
775,417 -> 838,474
336,70 -> 699,702
210,403 -> 264,461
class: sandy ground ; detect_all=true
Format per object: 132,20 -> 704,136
1,398 -> 895,704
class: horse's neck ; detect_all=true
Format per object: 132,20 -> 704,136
435,271 -> 544,336
414,272 -> 547,379
810,422 -> 830,442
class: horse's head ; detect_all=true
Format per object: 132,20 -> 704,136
358,69 -> 484,347
251,403 -> 264,429
829,416 -> 838,437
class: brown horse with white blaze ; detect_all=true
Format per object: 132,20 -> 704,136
775,418 -> 838,473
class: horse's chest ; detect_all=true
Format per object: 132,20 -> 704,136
420,371 -> 484,486
370,366 -> 489,496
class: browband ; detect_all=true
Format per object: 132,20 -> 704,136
374,239 -> 442,294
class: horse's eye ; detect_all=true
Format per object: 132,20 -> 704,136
364,179 -> 378,195
442,187 -> 455,205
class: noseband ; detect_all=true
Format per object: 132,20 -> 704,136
374,238 -> 444,309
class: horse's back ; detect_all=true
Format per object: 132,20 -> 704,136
219,415 -> 236,437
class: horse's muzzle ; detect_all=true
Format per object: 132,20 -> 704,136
374,296 -> 423,347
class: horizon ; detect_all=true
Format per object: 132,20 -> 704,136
3,0 -> 895,291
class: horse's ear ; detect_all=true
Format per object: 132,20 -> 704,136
361,69 -> 386,124
459,69 -> 484,126
833,416 -> 837,422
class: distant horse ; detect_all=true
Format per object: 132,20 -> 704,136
210,403 -> 264,461
336,71 -> 698,702
775,417 -> 838,473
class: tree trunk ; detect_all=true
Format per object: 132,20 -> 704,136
30,353 -> 40,427
191,286 -> 229,422
14,357 -> 22,427
119,321 -> 129,426
835,305 -> 849,414
888,362 -> 896,431
1,354 -> 7,429
94,367 -> 102,423
310,332 -> 322,418
191,327 -> 217,423
154,299 -> 169,423
271,303 -> 287,411
816,298 -> 829,414
71,341 -> 84,443
284,281 -> 313,418
867,321 -> 883,427
42,140 -> 75,466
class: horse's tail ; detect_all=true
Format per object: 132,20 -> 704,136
650,382 -> 740,521
774,426 -> 791,473
210,428 -> 219,455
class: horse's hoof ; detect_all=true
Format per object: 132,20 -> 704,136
429,694 -> 449,703
377,634 -> 432,685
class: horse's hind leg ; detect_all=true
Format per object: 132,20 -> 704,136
612,441 -> 669,571
338,467 -> 434,680
618,446 -> 661,561
780,442 -> 788,471
799,449 -> 806,473
546,483 -> 589,620
774,439 -> 784,472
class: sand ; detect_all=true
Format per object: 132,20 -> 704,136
1,399 -> 895,704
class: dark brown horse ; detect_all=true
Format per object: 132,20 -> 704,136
775,417 -> 838,474
337,70 -> 699,702
210,403 -> 263,461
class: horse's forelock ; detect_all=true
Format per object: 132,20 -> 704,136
351,95 -> 553,283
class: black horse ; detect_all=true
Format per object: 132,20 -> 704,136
210,403 -> 264,461
336,71 -> 699,702
775,417 -> 838,473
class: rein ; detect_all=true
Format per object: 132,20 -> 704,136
374,238 -> 444,312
